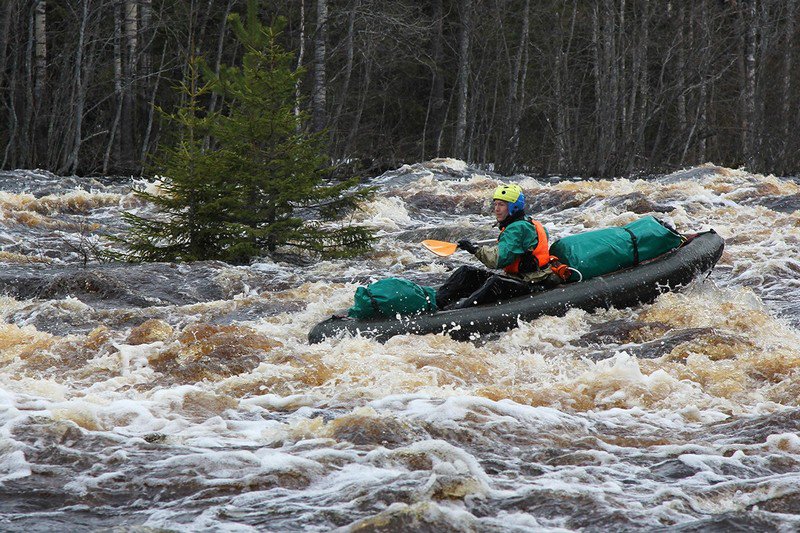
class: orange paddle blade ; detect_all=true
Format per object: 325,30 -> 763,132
422,239 -> 459,257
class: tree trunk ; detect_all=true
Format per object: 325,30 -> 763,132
635,0 -> 650,168
516,13 -> 530,156
331,0 -> 358,147
104,1 -> 124,174
481,75 -> 500,164
20,4 -> 36,166
0,0 -> 17,116
312,0 -> 327,133
697,0 -> 709,162
125,0 -> 138,72
196,0 -> 215,45
122,0 -> 138,169
428,0 -> 445,157
592,3 -> 609,176
501,0 -> 530,170
617,0 -> 626,145
206,0 -> 234,142
676,2 -> 687,147
556,0 -> 578,173
32,0 -> 46,165
755,1 -> 770,156
605,0 -> 618,175
626,0 -> 644,171
64,0 -> 89,174
593,2 -> 620,176
2,2 -> 21,168
742,0 -> 757,167
681,2 -> 702,166
140,0 -> 152,78
782,0 -> 796,168
33,0 -> 46,112
0,0 -> 13,90
140,41 -> 167,169
294,0 -> 305,119
343,51 -> 372,158
453,0 -> 472,159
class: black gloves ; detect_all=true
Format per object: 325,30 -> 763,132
457,239 -> 478,254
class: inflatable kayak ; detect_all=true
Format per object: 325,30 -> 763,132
308,230 -> 724,343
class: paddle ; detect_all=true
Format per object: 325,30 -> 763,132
422,238 -> 495,257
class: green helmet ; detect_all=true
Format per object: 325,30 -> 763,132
492,184 -> 525,215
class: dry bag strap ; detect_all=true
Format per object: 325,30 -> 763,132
365,288 -> 382,316
622,227 -> 640,266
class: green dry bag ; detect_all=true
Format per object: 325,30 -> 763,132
549,216 -> 683,282
348,278 -> 438,319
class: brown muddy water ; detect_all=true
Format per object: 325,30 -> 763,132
1,161 -> 799,532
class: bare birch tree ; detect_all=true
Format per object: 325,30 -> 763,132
742,0 -> 758,166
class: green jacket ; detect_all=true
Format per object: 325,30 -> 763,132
475,219 -> 551,282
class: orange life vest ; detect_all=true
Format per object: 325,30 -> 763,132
502,218 -> 551,276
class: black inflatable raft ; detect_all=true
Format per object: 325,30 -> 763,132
308,230 -> 724,344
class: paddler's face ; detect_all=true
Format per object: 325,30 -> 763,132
493,199 -> 509,222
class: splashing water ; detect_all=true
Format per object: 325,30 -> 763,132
1,161 -> 799,531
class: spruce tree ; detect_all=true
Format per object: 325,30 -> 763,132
120,0 -> 374,264
119,57 -> 230,262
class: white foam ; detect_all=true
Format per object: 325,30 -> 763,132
765,432 -> 800,453
114,341 -> 163,376
240,393 -> 318,410
354,196 -> 412,229
429,158 -> 468,172
3,164 -> 800,530
0,450 -> 31,483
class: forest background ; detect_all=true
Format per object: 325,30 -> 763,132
1,0 -> 798,180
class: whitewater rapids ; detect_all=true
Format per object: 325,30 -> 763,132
1,160 -> 799,531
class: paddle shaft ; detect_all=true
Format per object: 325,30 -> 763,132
422,238 -> 496,257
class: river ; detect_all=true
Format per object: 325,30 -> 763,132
1,160 -> 799,531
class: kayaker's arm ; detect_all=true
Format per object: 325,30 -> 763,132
475,244 -> 502,268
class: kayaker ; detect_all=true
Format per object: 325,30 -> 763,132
435,183 -> 563,309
